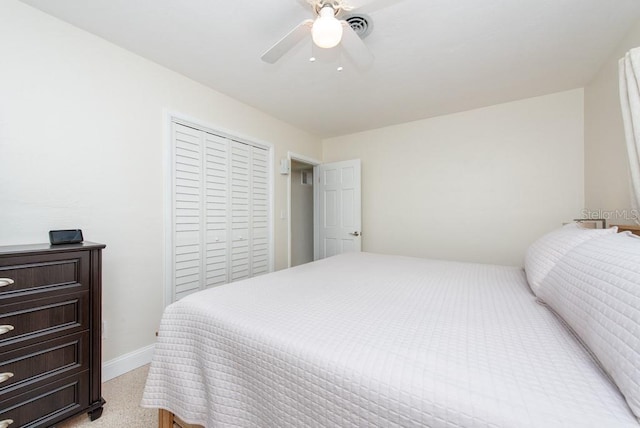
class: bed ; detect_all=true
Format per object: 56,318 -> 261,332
142,224 -> 640,427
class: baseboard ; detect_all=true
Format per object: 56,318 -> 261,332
102,343 -> 155,382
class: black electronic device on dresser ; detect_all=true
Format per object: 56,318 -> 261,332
0,242 -> 106,427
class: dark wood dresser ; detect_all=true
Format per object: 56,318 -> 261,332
0,242 -> 105,427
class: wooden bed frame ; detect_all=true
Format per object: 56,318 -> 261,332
159,409 -> 203,428
614,224 -> 640,235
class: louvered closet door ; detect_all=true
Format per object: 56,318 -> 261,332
251,146 -> 269,276
230,141 -> 251,281
173,124 -> 203,301
204,133 -> 229,288
170,121 -> 272,302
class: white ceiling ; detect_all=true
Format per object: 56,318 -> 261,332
20,0 -> 640,138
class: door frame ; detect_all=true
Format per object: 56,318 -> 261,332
286,151 -> 321,268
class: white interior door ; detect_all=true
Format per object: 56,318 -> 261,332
315,159 -> 362,259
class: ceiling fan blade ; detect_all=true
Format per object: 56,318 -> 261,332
342,0 -> 405,13
340,21 -> 373,69
298,0 -> 315,10
261,19 -> 314,64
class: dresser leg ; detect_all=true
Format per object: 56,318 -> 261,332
89,406 -> 104,421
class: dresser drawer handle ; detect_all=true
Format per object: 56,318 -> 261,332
0,325 -> 14,335
0,373 -> 13,384
0,278 -> 14,287
0,419 -> 13,428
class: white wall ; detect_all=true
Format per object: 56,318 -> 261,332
0,1 -> 322,362
323,89 -> 585,266
584,19 -> 640,223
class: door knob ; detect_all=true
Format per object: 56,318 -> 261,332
349,231 -> 361,237
0,419 -> 13,428
0,373 -> 13,384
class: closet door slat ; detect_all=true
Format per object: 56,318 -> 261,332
251,146 -> 270,277
173,124 -> 203,301
230,141 -> 251,282
204,133 -> 230,289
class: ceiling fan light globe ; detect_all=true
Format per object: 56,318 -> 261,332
312,6 -> 343,49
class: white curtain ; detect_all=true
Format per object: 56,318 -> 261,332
619,48 -> 640,210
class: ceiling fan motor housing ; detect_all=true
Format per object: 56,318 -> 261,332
313,1 -> 344,15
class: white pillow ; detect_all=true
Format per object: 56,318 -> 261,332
524,223 -> 617,295
536,232 -> 640,419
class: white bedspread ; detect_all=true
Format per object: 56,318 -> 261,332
142,252 -> 639,427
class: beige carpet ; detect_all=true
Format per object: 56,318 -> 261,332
57,364 -> 156,427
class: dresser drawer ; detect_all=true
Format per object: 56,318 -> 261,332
0,252 -> 89,301
0,331 -> 89,396
0,291 -> 89,351
0,371 -> 89,428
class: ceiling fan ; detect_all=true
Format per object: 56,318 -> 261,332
261,0 -> 379,68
